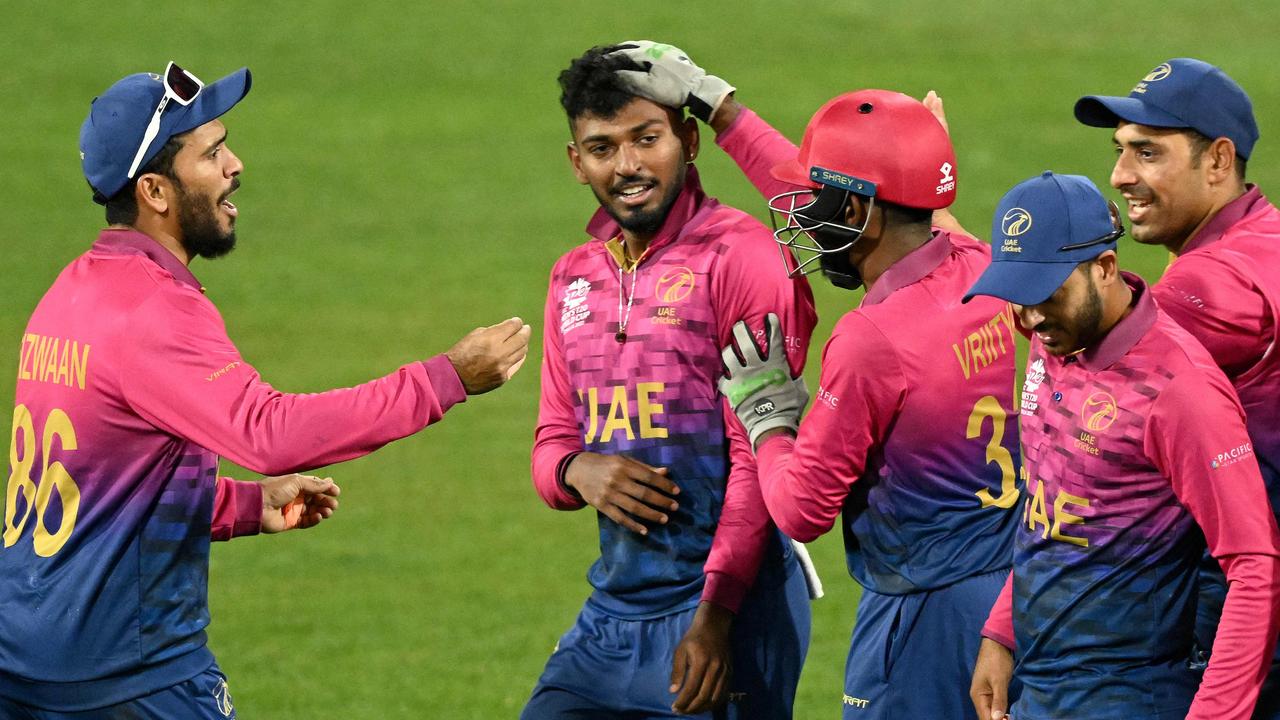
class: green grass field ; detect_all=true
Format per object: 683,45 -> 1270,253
2,2 -> 1278,716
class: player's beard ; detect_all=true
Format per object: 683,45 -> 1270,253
174,178 -> 237,260
602,162 -> 686,237
1040,274 -> 1105,356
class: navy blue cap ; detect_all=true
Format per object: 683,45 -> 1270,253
1074,58 -> 1258,160
963,172 -> 1120,306
80,65 -> 251,203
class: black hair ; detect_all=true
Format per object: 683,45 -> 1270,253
558,45 -> 646,124
96,134 -> 186,225
882,201 -> 934,227
1187,129 -> 1247,180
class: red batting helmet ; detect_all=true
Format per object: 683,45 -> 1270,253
771,89 -> 957,210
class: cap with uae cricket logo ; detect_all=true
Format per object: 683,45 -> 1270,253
80,62 -> 252,204
963,171 -> 1124,306
1073,57 -> 1258,160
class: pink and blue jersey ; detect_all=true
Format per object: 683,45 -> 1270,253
531,168 -> 816,618
754,231 -> 1022,593
718,108 -> 1022,594
1153,187 -> 1280,658
984,274 -> 1280,719
1,230 -> 465,710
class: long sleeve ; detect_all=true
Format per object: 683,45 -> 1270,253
118,285 -> 466,477
715,107 -> 805,203
1155,257 -> 1273,378
702,229 -> 817,612
531,266 -> 588,510
756,314 -> 907,542
210,476 -> 262,541
1145,372 -> 1280,720
981,571 -> 1016,650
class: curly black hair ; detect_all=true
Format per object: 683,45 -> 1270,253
558,45 -> 645,123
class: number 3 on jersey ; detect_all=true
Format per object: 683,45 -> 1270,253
968,395 -> 1019,509
5,404 -> 80,557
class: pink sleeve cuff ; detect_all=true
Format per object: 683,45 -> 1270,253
714,106 -> 751,145
701,571 -> 748,614
422,354 -> 467,411
981,627 -> 1016,651
212,477 -> 262,541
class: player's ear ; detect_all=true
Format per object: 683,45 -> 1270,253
1093,250 -> 1121,285
1205,136 -> 1239,186
135,173 -> 172,215
680,116 -> 700,165
843,194 -> 871,230
566,142 -> 588,185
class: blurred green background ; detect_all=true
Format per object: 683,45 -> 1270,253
2,2 -> 1277,717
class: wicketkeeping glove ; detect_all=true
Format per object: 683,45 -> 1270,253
719,313 -> 808,448
608,40 -> 735,124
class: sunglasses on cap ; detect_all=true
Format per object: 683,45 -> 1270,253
1057,200 -> 1126,251
126,61 -> 204,179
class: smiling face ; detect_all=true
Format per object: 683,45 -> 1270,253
567,97 -> 697,241
168,119 -> 243,258
1110,122 -> 1219,253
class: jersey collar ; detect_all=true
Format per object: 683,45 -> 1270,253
861,230 -> 953,307
1180,184 -> 1267,255
91,228 -> 204,292
1074,271 -> 1155,371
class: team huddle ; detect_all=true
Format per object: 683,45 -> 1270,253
2,39 -> 1279,720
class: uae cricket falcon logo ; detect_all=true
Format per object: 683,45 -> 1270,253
213,678 -> 234,717
1001,208 -> 1033,237
654,266 -> 696,304
1144,63 -> 1173,82
1082,391 -> 1119,432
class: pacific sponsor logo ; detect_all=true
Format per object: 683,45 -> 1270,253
753,399 -> 776,416
1211,442 -> 1254,469
1081,391 -> 1118,432
815,384 -> 840,409
936,161 -> 955,195
1020,358 -> 1046,416
560,277 -> 591,334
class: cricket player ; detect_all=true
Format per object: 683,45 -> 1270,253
524,45 -> 815,717
613,42 -> 1024,719
964,172 -> 1280,719
1074,58 -> 1280,713
0,63 -> 529,718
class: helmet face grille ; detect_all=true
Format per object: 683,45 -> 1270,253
767,187 -> 873,278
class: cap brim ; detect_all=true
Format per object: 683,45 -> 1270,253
1073,94 -> 1186,130
962,260 -> 1078,306
770,157 -> 819,188
172,68 -> 252,135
